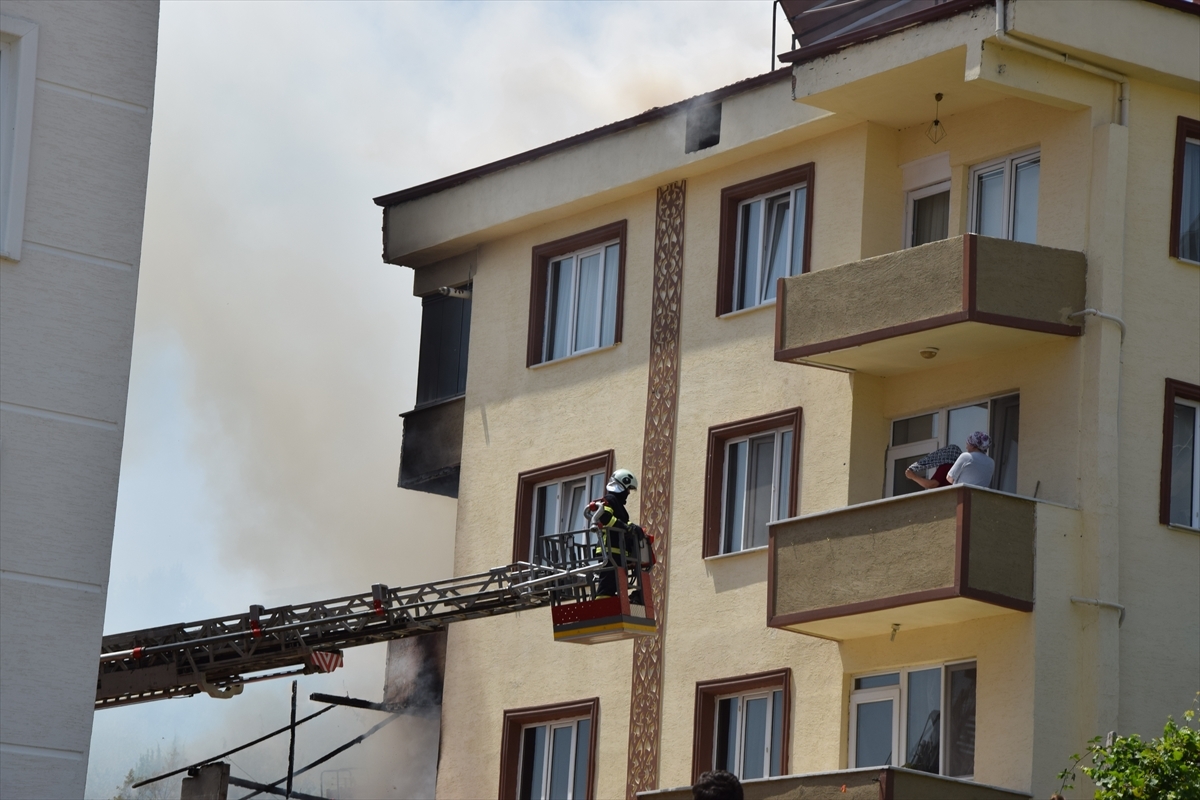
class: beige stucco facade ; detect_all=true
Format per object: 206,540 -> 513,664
0,3 -> 158,797
378,2 -> 1200,798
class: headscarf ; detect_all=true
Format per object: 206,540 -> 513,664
967,431 -> 992,451
909,444 -> 962,472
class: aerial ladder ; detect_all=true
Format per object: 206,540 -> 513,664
96,525 -> 656,709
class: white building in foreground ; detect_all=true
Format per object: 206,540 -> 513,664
0,2 -> 159,796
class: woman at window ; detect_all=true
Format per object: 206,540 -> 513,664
904,444 -> 962,490
948,432 -> 996,487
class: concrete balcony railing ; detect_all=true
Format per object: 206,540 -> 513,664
774,234 -> 1086,375
768,486 -> 1050,641
639,767 -> 1031,800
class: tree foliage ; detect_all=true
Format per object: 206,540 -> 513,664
1056,703 -> 1199,800
110,741 -> 187,800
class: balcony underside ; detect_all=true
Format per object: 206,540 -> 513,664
786,318 -> 1066,376
641,766 -> 1030,800
769,486 -> 1039,641
775,235 -> 1086,376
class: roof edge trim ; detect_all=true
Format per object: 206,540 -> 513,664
778,0 -> 1197,66
778,0 -> 990,65
373,68 -> 792,208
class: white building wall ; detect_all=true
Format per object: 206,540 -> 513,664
0,3 -> 158,797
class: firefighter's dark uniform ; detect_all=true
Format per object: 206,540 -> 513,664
592,487 -> 643,604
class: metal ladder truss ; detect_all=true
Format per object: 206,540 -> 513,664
96,556 -> 601,710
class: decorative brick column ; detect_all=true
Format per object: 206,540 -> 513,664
627,180 -> 685,798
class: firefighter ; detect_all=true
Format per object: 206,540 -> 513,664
589,469 -> 647,605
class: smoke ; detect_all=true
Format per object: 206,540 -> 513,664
87,1 -> 766,797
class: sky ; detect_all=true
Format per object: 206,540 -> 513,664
85,2 -> 779,797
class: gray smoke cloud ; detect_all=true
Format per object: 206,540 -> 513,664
86,2 -> 767,797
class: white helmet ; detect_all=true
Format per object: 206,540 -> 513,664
610,469 -> 638,492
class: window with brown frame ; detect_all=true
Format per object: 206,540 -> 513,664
717,164 -> 815,316
499,698 -> 599,800
703,409 -> 801,558
1170,116 -> 1200,263
527,221 -> 627,367
1161,379 -> 1200,528
513,451 -> 615,563
692,669 -> 791,782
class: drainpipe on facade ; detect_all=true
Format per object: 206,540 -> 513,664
990,0 -> 1130,774
995,0 -> 1130,126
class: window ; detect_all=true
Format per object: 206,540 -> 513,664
0,14 -> 38,261
703,409 -> 801,558
1170,117 -> 1200,263
849,662 -> 977,778
514,451 -> 614,563
692,669 -> 790,782
499,699 -> 598,800
1161,379 -> 1200,528
969,150 -> 1040,243
906,180 -> 951,248
901,153 -> 951,249
717,164 -> 814,315
527,222 -> 626,366
518,719 -> 591,800
415,289 -> 471,407
686,102 -> 722,153
886,394 -> 1019,497
531,471 -> 607,562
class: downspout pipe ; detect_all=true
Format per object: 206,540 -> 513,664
1071,596 -> 1127,627
1069,309 -> 1127,346
995,0 -> 1129,126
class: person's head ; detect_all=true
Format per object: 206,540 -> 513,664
608,468 -> 638,495
692,770 -> 743,800
966,431 -> 991,453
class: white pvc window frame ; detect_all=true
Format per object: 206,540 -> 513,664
848,681 -> 901,769
1173,397 -> 1200,529
0,14 -> 38,261
530,470 -> 607,561
517,717 -> 591,800
847,660 -> 977,778
1179,136 -> 1200,264
904,179 -> 952,249
731,181 -> 808,312
719,426 -> 793,554
884,394 -> 1018,497
967,148 -> 1041,244
543,239 -> 621,363
712,688 -> 784,780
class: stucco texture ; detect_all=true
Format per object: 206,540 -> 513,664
415,7 -> 1200,797
773,492 -> 960,615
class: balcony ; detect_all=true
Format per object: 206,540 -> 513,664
640,767 -> 1030,800
774,235 -> 1086,376
768,486 -> 1047,641
399,396 -> 464,498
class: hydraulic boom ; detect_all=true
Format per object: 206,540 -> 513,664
96,562 -> 566,709
97,525 -> 657,709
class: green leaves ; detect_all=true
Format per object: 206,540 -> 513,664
1056,701 -> 1200,800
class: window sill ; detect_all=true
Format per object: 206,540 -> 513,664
705,545 -> 767,562
1167,523 -> 1200,536
528,342 -> 619,369
1171,255 -> 1200,267
718,299 -> 776,320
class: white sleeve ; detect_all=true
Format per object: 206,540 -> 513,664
947,453 -> 970,483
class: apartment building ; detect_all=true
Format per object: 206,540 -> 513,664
0,3 -> 158,797
374,1 -> 1200,797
